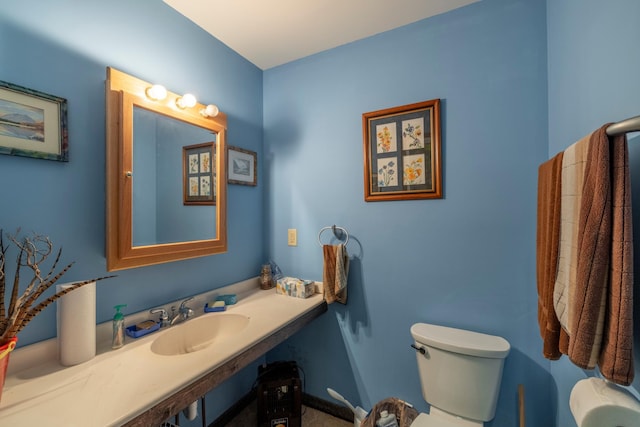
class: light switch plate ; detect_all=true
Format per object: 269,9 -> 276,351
287,229 -> 297,246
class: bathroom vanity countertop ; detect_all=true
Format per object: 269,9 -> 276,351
0,280 -> 327,426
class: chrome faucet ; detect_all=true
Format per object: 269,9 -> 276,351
150,308 -> 169,328
170,297 -> 195,326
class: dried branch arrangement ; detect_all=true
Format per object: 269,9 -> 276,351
0,230 -> 114,344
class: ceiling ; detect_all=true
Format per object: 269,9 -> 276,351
163,0 -> 479,70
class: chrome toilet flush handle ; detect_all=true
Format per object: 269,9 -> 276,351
411,344 -> 427,355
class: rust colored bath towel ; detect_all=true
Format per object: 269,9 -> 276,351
537,124 -> 634,385
570,125 -> 634,385
536,151 -> 564,359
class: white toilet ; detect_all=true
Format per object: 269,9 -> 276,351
409,323 -> 510,427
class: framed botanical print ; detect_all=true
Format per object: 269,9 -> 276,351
362,99 -> 442,201
183,142 -> 215,205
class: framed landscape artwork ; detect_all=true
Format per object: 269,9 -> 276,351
227,145 -> 257,186
0,80 -> 68,162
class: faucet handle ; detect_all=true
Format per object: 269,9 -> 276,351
150,308 -> 169,327
179,296 -> 194,309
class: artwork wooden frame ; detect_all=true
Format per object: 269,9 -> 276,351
363,99 -> 442,201
227,145 -> 257,186
0,80 -> 68,162
183,142 -> 215,205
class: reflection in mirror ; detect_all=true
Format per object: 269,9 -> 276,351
132,107 -> 216,246
106,67 -> 227,271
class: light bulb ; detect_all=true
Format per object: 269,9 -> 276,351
176,93 -> 197,109
200,104 -> 219,118
145,84 -> 167,101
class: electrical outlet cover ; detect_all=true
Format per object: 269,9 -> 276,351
288,229 -> 297,246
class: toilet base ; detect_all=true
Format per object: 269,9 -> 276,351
410,408 -> 483,427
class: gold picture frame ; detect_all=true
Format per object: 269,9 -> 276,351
363,99 -> 442,201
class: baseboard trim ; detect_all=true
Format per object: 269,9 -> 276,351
302,392 -> 354,422
207,390 -> 355,426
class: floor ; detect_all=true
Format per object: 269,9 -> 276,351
225,399 -> 353,427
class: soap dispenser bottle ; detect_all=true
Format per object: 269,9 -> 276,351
112,304 -> 127,349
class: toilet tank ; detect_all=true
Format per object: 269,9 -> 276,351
410,323 -> 510,422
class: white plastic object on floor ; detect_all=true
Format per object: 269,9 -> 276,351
327,387 -> 369,427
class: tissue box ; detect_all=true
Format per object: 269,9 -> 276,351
276,277 -> 315,299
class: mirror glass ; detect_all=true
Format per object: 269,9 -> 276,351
132,107 -> 216,246
106,67 -> 227,271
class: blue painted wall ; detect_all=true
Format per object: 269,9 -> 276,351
547,1 -> 640,426
0,0 -> 264,341
0,0 -> 264,424
264,0 -> 550,425
2,0 -> 640,426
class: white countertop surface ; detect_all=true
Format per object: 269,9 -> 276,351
0,279 -> 325,426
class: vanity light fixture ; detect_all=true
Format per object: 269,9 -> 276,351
145,84 -> 167,101
175,93 -> 197,109
200,104 -> 219,118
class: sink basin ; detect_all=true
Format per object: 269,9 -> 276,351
150,313 -> 250,356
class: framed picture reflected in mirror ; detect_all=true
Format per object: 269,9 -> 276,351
183,142 -> 215,205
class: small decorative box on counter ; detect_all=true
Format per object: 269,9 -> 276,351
276,277 -> 315,299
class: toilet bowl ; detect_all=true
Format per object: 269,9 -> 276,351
409,323 -> 510,427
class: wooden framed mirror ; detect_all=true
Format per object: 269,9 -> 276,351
106,67 -> 227,271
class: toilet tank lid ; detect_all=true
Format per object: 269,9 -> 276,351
410,323 -> 510,358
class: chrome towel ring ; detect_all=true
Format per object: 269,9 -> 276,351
317,225 -> 349,247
